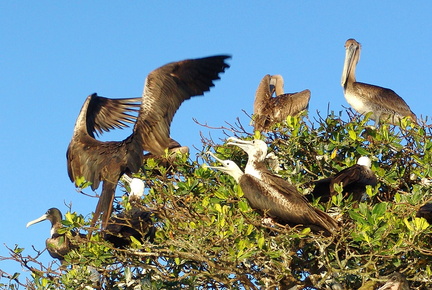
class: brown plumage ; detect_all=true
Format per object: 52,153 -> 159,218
207,152 -> 338,235
341,38 -> 416,125
226,138 -> 338,234
104,206 -> 155,248
104,176 -> 155,248
67,55 -> 231,228
253,74 -> 310,132
377,272 -> 409,290
416,203 -> 432,224
308,157 -> 377,203
27,208 -> 85,263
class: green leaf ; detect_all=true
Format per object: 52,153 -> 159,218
348,129 -> 357,141
238,200 -> 250,212
356,147 -> 370,156
372,202 -> 387,216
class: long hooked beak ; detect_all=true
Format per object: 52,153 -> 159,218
121,174 -> 133,184
206,151 -> 224,164
226,137 -> 255,152
205,151 -> 229,171
26,214 -> 48,228
341,42 -> 359,87
226,137 -> 254,146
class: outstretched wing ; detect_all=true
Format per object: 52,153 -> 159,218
84,93 -> 141,137
134,55 -> 231,155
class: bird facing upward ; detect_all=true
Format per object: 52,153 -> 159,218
208,139 -> 338,235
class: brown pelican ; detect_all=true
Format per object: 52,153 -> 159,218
67,55 -> 230,228
104,176 -> 155,248
207,152 -> 338,235
27,208 -> 84,263
416,202 -> 432,224
253,74 -> 310,132
341,38 -> 416,125
377,272 -> 409,290
308,156 -> 377,202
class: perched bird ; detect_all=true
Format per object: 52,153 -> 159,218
104,176 -> 155,248
27,208 -> 84,263
307,156 -> 377,203
253,74 -> 310,132
207,148 -> 338,235
416,203 -> 432,224
377,272 -> 409,290
341,38 -> 416,125
67,55 -> 230,228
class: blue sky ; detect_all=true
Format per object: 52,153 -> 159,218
1,1 -> 432,281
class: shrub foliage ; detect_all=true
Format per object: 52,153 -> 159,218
2,111 -> 432,289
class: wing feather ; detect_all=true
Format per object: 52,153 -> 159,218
134,55 -> 230,155
85,94 -> 140,137
354,82 -> 416,120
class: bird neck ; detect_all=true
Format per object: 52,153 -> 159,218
245,160 -> 264,180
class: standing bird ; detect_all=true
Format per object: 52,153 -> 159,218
104,176 -> 155,248
377,272 -> 409,290
27,208 -> 84,263
307,157 -> 377,203
207,151 -> 338,235
341,38 -> 416,125
67,55 -> 230,229
253,74 -> 310,132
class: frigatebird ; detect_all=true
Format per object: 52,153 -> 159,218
27,208 -> 84,263
308,156 -> 377,203
341,38 -> 416,125
253,74 -> 310,132
377,272 -> 409,290
67,55 -> 230,228
208,141 -> 338,234
104,176 -> 155,248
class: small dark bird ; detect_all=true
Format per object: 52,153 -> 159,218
207,150 -> 338,235
341,38 -> 416,125
416,203 -> 432,224
104,176 -> 155,248
67,55 -> 231,228
27,208 -> 84,263
377,272 -> 409,290
253,74 -> 310,132
308,157 -> 377,203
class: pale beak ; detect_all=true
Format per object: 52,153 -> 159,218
26,214 -> 48,228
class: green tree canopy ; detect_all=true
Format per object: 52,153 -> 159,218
2,111 -> 432,289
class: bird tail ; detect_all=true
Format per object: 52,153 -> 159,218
314,208 -> 339,235
91,181 -> 116,229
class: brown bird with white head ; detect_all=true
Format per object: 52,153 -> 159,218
207,151 -> 338,235
223,137 -> 339,235
104,175 -> 156,248
253,74 -> 310,132
341,38 -> 416,125
67,55 -> 231,229
308,156 -> 377,203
